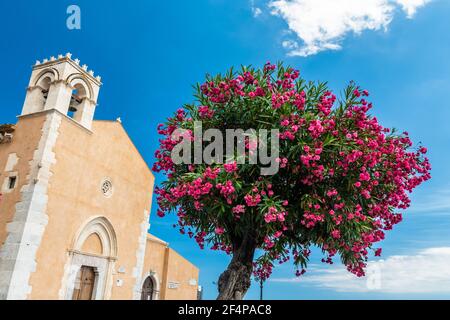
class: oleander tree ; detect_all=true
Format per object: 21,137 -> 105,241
152,62 -> 431,300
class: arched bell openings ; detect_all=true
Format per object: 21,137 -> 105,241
68,81 -> 89,120
21,56 -> 101,131
66,75 -> 96,129
22,68 -> 58,114
36,75 -> 52,111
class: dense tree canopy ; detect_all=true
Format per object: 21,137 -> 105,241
152,62 -> 431,299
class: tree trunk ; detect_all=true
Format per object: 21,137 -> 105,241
217,234 -> 257,300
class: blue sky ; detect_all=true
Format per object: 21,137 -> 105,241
1,0 -> 449,299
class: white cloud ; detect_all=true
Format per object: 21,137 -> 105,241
281,39 -> 298,50
408,186 -> 450,214
395,0 -> 432,18
251,0 -> 263,17
253,7 -> 263,17
265,0 -> 432,56
271,247 -> 450,293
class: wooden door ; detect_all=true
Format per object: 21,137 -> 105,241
72,266 -> 96,300
141,277 -> 154,300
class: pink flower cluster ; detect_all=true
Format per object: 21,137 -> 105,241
198,105 -> 215,119
244,193 -> 261,207
216,180 -> 236,204
264,207 -> 287,223
232,205 -> 245,219
224,161 -> 238,173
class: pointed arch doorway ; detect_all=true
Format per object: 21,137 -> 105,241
139,272 -> 160,300
140,276 -> 155,300
60,216 -> 118,300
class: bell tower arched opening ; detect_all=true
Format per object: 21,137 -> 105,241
38,76 -> 52,111
68,83 -> 88,119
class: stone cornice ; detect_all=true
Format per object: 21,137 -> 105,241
33,54 -> 102,86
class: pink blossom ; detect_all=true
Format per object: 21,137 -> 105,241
232,205 -> 245,214
327,189 -> 338,197
281,119 -> 290,127
274,231 -> 283,238
224,161 -> 238,173
295,269 -> 306,277
374,248 -> 382,256
244,193 -> 261,207
331,230 -> 341,239
198,105 -> 215,118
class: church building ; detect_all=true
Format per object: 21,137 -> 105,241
0,54 -> 199,300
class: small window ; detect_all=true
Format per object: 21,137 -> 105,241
8,176 -> 17,189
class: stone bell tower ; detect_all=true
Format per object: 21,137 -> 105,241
21,53 -> 102,130
0,54 -> 102,300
